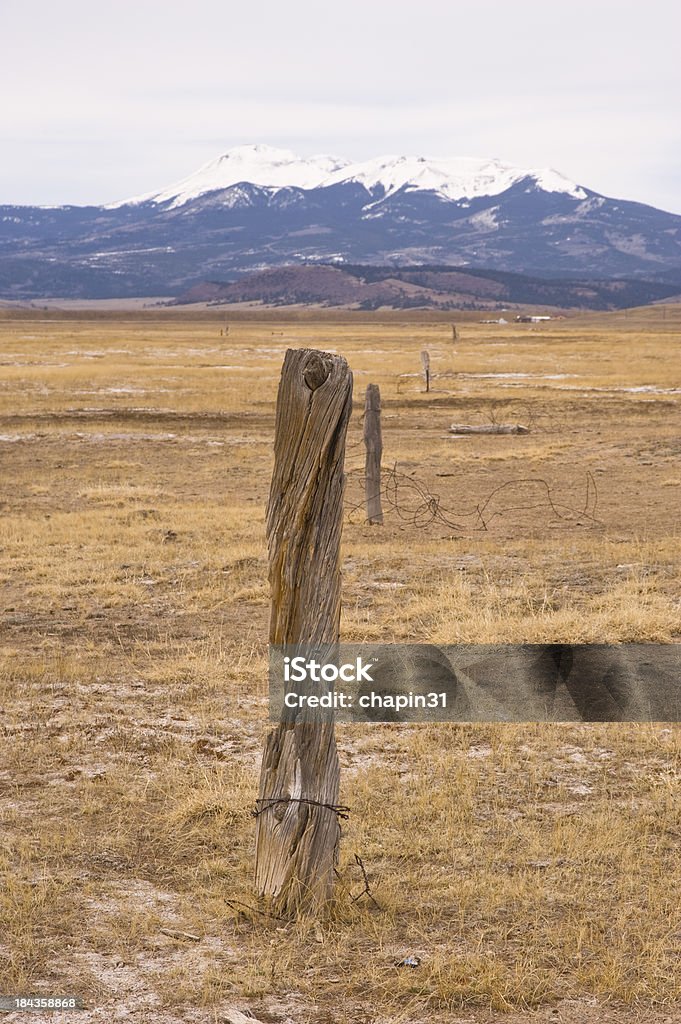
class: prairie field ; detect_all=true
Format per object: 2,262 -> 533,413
0,305 -> 680,1024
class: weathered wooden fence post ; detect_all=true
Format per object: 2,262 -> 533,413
255,348 -> 353,916
363,383 -> 383,525
421,350 -> 431,392
451,324 -> 458,341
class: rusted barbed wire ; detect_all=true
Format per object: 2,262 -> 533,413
253,797 -> 351,821
350,853 -> 381,908
344,464 -> 600,531
333,853 -> 381,910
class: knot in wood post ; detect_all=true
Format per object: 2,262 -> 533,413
303,352 -> 333,391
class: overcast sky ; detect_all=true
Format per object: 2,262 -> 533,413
2,0 -> 680,212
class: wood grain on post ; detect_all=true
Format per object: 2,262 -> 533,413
255,348 -> 353,916
363,383 -> 383,525
421,350 -> 431,392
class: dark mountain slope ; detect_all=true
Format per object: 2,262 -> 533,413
1,168 -> 680,299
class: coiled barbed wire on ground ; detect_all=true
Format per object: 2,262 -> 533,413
343,396 -> 600,530
344,464 -> 600,531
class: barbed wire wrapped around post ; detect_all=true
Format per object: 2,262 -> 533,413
252,797 -> 351,821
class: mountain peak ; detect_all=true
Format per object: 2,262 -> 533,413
110,145 -> 586,209
112,144 -> 349,208
323,154 -> 586,202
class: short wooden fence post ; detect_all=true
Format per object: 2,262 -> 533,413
363,383 -> 383,525
421,350 -> 431,392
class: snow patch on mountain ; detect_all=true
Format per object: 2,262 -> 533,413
531,168 -> 587,199
469,207 -> 501,231
110,144 -> 588,210
109,145 -> 348,209
324,155 -> 585,202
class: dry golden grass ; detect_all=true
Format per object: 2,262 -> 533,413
0,306 -> 680,1023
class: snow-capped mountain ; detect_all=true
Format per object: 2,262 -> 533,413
320,153 -> 584,203
112,145 -> 350,208
1,144 -> 681,300
112,144 -> 587,209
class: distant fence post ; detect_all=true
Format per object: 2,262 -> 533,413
255,348 -> 353,916
363,383 -> 383,525
451,324 -> 458,341
421,350 -> 431,392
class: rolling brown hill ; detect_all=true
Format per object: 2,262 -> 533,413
172,263 -> 681,311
